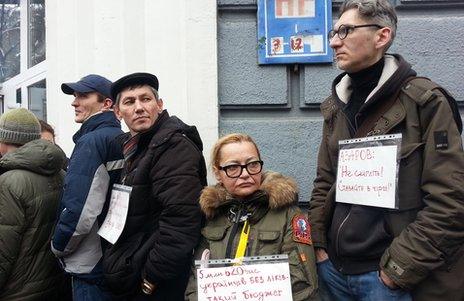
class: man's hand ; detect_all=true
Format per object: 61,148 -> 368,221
141,279 -> 156,295
380,270 -> 399,290
315,248 -> 329,263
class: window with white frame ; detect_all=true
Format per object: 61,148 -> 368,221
0,0 -> 45,120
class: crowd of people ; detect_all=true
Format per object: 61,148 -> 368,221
0,0 -> 463,300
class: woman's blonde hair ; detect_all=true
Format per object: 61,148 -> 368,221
211,133 -> 261,170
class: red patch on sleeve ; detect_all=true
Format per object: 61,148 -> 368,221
292,214 -> 312,245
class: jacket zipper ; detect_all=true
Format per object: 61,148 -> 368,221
339,107 -> 357,136
225,208 -> 242,259
336,210 -> 352,259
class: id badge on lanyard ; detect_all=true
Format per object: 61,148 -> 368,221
98,184 -> 132,244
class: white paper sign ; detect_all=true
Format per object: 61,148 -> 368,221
336,136 -> 400,209
98,184 -> 132,244
197,262 -> 293,301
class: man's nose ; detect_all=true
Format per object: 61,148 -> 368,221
329,35 -> 342,48
71,98 -> 78,107
134,100 -> 144,112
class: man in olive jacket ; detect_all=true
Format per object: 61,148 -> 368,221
309,0 -> 464,300
0,108 -> 67,300
103,72 -> 207,300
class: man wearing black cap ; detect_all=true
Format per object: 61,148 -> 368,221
51,74 -> 124,300
103,72 -> 207,300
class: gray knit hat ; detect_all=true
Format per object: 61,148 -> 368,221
0,108 -> 41,145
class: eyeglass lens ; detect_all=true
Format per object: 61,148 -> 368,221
223,161 -> 263,178
328,25 -> 350,40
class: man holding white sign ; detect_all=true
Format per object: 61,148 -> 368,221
309,0 -> 464,300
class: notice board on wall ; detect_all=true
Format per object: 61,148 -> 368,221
257,0 -> 333,64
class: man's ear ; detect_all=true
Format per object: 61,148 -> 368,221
156,98 -> 164,112
102,98 -> 113,111
375,27 -> 392,50
113,104 -> 122,120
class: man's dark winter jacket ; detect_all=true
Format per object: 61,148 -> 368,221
104,110 -> 206,300
51,111 -> 123,279
309,54 -> 464,300
0,139 -> 66,300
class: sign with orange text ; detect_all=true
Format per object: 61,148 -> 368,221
336,134 -> 402,209
197,262 -> 293,301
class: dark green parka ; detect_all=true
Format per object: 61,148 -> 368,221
186,172 -> 319,301
0,139 -> 66,301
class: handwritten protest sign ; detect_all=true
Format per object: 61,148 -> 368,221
336,135 -> 401,209
197,262 -> 293,301
98,184 -> 131,244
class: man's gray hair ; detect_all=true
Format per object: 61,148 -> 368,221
340,0 -> 397,50
115,84 -> 159,105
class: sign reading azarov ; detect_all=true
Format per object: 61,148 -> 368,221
197,262 -> 292,301
336,139 -> 399,209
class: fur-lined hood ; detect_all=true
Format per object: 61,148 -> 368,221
199,171 -> 298,219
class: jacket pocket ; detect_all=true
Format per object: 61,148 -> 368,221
383,143 -> 425,236
256,231 -> 281,255
397,143 -> 424,210
288,248 -> 316,301
201,226 -> 228,258
103,231 -> 155,296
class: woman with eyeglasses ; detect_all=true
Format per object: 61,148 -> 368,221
185,133 -> 319,301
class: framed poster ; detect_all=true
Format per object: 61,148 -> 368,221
257,0 -> 333,64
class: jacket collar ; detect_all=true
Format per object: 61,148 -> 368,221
333,54 -> 416,106
199,171 -> 298,220
133,110 -> 202,152
73,111 -> 120,142
335,54 -> 400,104
0,139 -> 66,175
135,109 -> 170,148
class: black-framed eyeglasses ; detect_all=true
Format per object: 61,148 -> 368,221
219,160 -> 264,178
328,24 -> 382,40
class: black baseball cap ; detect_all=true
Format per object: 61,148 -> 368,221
61,74 -> 113,99
111,72 -> 159,102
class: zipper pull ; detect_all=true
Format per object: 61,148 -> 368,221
234,208 -> 243,223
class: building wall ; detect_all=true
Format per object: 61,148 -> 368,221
46,0 -> 219,171
217,0 -> 464,203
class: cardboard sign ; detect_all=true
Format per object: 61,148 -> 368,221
197,262 -> 293,301
98,184 -> 132,244
336,135 -> 401,209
